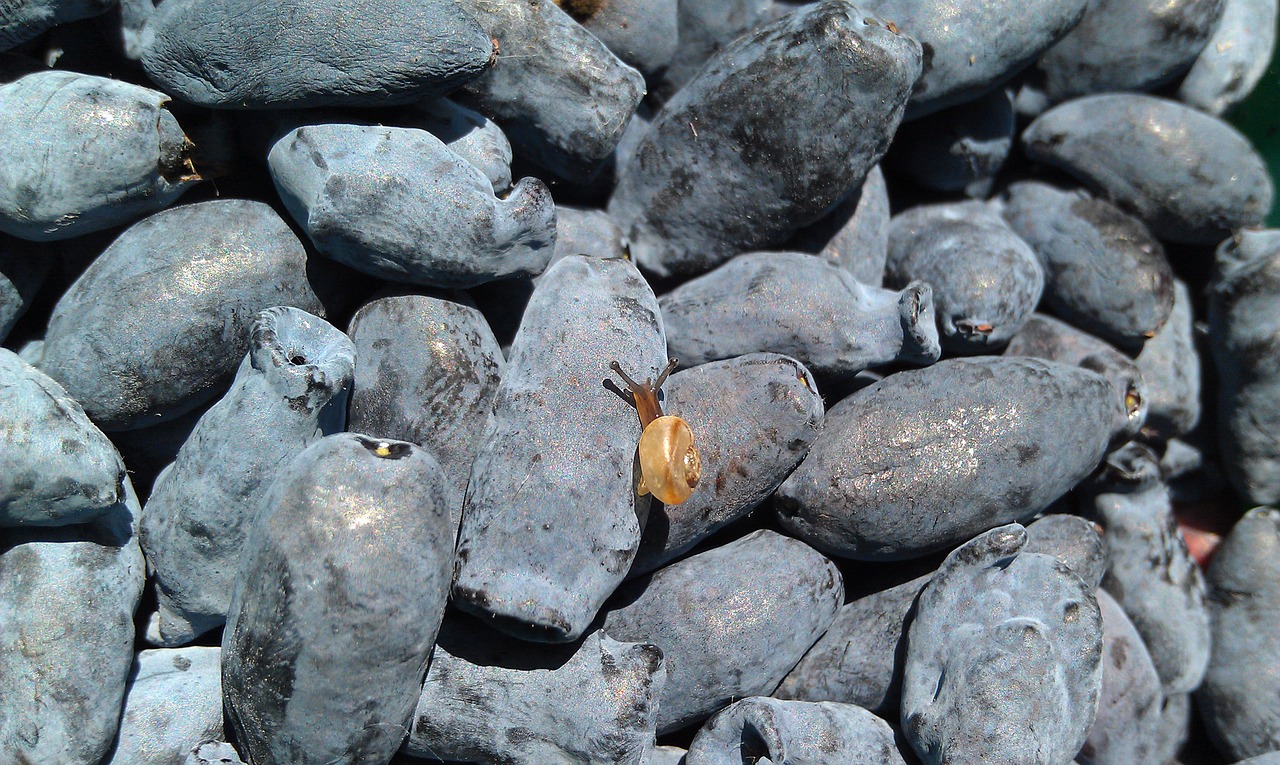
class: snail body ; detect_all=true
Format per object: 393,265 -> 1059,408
609,359 -> 702,505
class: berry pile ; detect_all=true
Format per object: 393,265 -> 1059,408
1,1 -> 1278,764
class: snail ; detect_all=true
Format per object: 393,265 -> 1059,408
607,358 -> 702,505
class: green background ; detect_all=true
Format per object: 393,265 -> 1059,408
1232,37 -> 1280,226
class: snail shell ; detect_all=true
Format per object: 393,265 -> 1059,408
637,415 -> 702,505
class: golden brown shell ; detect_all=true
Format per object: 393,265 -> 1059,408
636,415 -> 702,505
